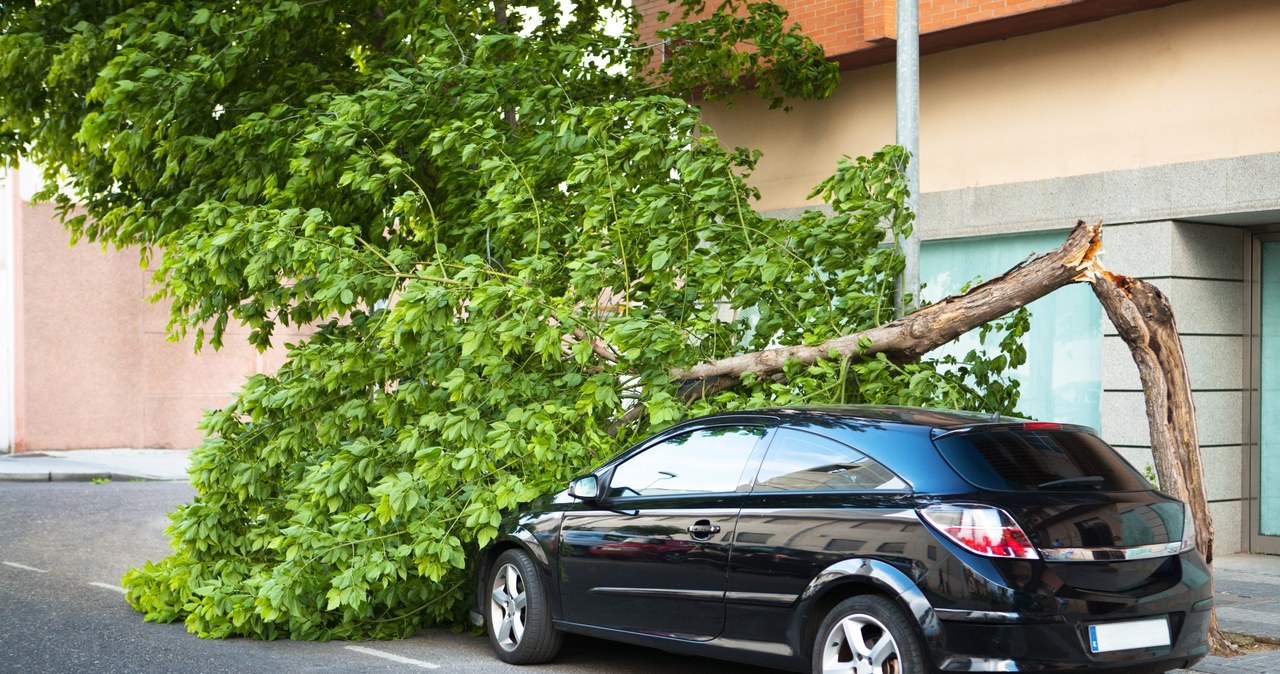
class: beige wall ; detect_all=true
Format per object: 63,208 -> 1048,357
702,0 -> 1280,211
10,168 -> 304,451
1,171 -> 12,450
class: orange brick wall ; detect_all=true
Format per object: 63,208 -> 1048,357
635,0 -> 1187,68
918,0 -> 1077,32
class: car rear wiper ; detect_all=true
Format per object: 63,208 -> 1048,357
1037,476 -> 1106,489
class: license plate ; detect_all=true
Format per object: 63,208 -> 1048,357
1088,617 -> 1171,653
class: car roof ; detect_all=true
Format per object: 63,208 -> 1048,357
641,405 -> 1007,494
696,405 -> 1021,431
639,406 -> 1102,495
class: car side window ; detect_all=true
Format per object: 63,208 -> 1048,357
752,428 -> 906,492
607,426 -> 766,498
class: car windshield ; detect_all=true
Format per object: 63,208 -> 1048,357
933,427 -> 1150,492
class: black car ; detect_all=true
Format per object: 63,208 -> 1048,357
472,406 -> 1211,673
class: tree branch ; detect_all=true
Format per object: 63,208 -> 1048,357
671,220 -> 1102,390
606,220 -> 1102,436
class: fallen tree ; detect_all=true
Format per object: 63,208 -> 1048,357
667,218 -> 1226,652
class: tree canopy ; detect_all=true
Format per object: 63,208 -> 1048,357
0,0 -> 1026,639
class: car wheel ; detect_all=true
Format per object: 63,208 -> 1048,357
486,549 -> 562,664
813,595 -> 925,674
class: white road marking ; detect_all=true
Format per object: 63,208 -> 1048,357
344,645 -> 441,669
2,561 -> 48,573
89,582 -> 127,594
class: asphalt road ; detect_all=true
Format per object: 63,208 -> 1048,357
0,482 -> 779,674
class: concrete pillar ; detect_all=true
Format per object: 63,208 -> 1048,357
1100,220 -> 1247,554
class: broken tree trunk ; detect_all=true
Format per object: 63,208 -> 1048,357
669,219 -> 1228,654
1081,263 -> 1230,654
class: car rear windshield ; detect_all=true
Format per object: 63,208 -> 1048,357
933,427 -> 1150,492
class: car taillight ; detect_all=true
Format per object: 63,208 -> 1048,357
920,504 -> 1039,560
1181,502 -> 1197,552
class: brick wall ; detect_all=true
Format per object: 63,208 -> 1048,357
635,0 -> 1190,69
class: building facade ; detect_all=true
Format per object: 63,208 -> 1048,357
638,0 -> 1280,554
0,164 -> 304,453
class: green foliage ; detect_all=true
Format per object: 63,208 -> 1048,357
1,0 -> 1026,640
656,0 -> 840,110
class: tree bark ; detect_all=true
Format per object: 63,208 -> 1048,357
1080,264 -> 1231,654
666,218 -> 1230,653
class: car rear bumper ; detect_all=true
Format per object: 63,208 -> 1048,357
933,608 -> 1210,672
920,549 -> 1212,672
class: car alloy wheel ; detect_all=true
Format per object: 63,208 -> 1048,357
486,549 -> 562,664
489,560 -> 526,652
814,595 -> 923,674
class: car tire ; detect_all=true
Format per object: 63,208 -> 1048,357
486,548 -> 562,664
813,595 -> 925,674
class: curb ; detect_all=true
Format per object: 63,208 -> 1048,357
0,449 -> 192,483
0,471 -> 67,482
0,471 -> 185,482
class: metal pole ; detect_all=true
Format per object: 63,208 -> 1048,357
896,0 -> 920,313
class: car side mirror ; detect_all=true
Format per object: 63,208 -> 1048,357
568,475 -> 599,501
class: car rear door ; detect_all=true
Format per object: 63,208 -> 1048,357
926,427 -> 1192,565
932,425 -> 1198,593
557,424 -> 768,640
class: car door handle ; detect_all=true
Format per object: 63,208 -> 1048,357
687,520 -> 721,538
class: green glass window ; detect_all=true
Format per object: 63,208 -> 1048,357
1260,242 -> 1280,535
920,231 -> 1102,429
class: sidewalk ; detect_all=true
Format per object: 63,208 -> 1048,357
1179,552 -> 1280,674
0,448 -> 191,482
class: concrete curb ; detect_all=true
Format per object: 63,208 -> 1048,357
0,470 -> 182,482
0,449 -> 191,483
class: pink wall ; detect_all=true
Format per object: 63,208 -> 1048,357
13,190 -> 305,451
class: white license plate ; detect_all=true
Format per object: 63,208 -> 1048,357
1087,617 -> 1171,653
